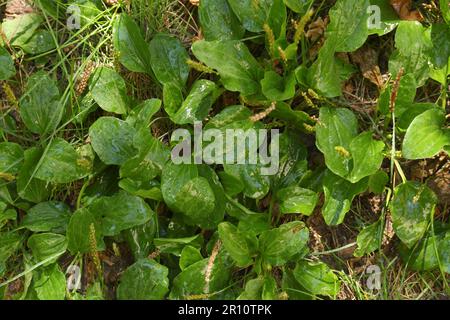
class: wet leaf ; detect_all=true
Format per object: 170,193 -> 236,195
0,142 -> 23,175
113,14 -> 152,75
117,259 -> 169,300
227,0 -> 273,33
89,191 -> 154,236
89,117 -> 137,165
322,170 -> 368,226
27,233 -> 67,265
0,47 -> 15,80
19,71 -> 62,136
89,67 -> 129,114
218,222 -> 258,267
198,0 -> 245,41
293,260 -> 340,297
276,186 -> 318,215
259,221 -> 309,266
21,201 -> 71,233
192,40 -> 264,96
35,138 -> 93,184
33,264 -> 66,300
172,80 -> 221,124
390,182 -> 438,248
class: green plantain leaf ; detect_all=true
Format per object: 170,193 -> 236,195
89,117 -> 137,165
2,13 -> 43,47
354,220 -> 383,257
149,33 -> 190,89
172,80 -> 221,124
0,142 -> 23,175
35,138 -> 93,184
20,30 -> 56,55
259,221 -> 309,266
348,132 -> 385,183
27,233 -> 67,266
402,108 -> 450,160
0,47 -> 15,80
218,222 -> 258,267
283,0 -> 312,14
276,186 -> 318,215
326,0 -> 370,52
67,208 -> 105,254
117,259 -> 169,300
261,71 -> 296,101
389,21 -> 432,87
199,0 -> 245,41
89,67 -> 129,114
169,252 -> 232,299
33,264 -> 66,300
315,107 -> 358,178
17,147 -> 50,203
293,260 -> 340,297
192,40 -> 264,96
21,201 -> 71,233
89,191 -> 154,236
390,182 -> 438,248
227,0 -> 273,33
19,71 -> 62,136
322,170 -> 368,226
113,14 -> 153,75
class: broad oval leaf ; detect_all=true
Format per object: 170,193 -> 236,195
316,107 -> 358,178
174,177 -> 216,229
89,117 -> 137,165
28,233 -> 67,266
67,208 -> 105,254
390,182 -> 438,248
90,191 -> 154,236
192,40 -> 264,96
33,264 -> 66,300
227,0 -> 273,33
354,220 -> 382,257
113,14 -> 153,75
35,138 -> 93,184
326,0 -> 370,52
19,71 -> 62,136
199,0 -> 245,41
0,47 -> 15,80
172,80 -> 220,124
276,186 -> 318,216
2,13 -> 43,47
117,259 -> 169,300
259,221 -> 309,266
218,222 -> 257,267
402,108 -> 450,160
261,71 -> 296,101
0,142 -> 23,175
322,170 -> 368,226
21,201 -> 71,233
149,33 -> 190,88
348,132 -> 385,183
389,21 -> 433,87
17,147 -> 50,203
179,246 -> 204,271
89,67 -> 129,114
293,260 -> 340,297
169,252 -> 232,299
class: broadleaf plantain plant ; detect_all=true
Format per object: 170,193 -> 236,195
0,0 -> 449,300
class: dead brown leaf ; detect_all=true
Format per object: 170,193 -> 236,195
305,17 -> 328,42
350,46 -> 385,88
390,0 -> 424,21
5,0 -> 34,20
